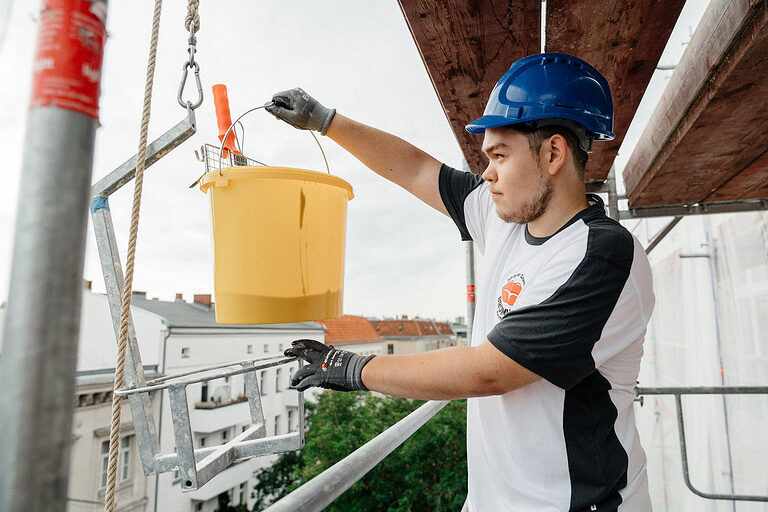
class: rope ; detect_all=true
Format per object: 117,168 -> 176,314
104,0 -> 163,510
185,0 -> 200,32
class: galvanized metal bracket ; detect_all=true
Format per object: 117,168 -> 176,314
90,108 -> 305,491
115,355 -> 304,491
636,386 -> 768,502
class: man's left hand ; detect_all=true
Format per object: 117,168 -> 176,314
284,339 -> 375,392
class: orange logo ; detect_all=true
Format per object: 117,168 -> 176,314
502,280 -> 523,306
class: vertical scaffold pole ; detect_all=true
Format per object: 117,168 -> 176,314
0,2 -> 107,511
462,160 -> 476,345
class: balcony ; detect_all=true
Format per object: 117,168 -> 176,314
191,398 -> 251,434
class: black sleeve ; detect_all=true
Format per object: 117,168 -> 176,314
487,223 -> 634,390
438,164 -> 483,241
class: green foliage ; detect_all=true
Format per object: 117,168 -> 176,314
252,391 -> 467,511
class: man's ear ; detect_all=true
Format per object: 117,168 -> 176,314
541,134 -> 567,176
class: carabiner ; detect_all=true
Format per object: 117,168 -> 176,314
177,60 -> 203,110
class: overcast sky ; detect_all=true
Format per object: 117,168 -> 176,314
0,0 -> 708,322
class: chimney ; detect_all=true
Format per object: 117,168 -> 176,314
401,314 -> 408,320
193,294 -> 212,308
175,293 -> 184,302
132,291 -> 146,297
82,279 -> 92,290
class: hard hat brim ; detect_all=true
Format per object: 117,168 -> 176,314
465,113 -> 615,140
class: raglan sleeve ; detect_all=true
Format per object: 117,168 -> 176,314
487,226 -> 638,390
438,164 -> 489,248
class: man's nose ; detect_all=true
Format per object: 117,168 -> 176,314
481,163 -> 496,182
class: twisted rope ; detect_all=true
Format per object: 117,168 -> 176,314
185,0 -> 200,32
104,0 -> 162,510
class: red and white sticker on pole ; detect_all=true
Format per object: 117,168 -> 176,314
29,0 -> 107,120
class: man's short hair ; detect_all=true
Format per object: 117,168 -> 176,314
511,125 -> 589,177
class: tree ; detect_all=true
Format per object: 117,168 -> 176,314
252,391 -> 467,511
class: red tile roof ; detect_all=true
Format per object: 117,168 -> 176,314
315,315 -> 384,345
370,319 -> 453,337
435,322 -> 455,335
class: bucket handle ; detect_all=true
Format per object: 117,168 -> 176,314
217,102 -> 331,176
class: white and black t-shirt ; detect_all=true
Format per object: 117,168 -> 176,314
439,164 -> 654,512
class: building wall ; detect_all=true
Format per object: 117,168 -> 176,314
68,379 -> 158,512
77,290 -> 165,372
60,289 -> 324,512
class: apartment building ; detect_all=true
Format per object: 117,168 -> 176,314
369,316 -> 456,355
0,284 -> 325,512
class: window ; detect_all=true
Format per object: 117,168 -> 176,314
181,347 -> 190,358
224,376 -> 230,384
260,371 -> 267,396
288,409 -> 295,432
247,344 -> 253,354
274,415 -> 282,435
222,429 -> 228,443
120,436 -> 132,482
200,436 -> 206,447
278,343 -> 284,352
275,368 -> 282,393
201,381 -> 208,402
99,440 -> 109,488
239,482 -> 246,505
196,503 -> 203,511
387,344 -> 394,355
263,343 -> 269,353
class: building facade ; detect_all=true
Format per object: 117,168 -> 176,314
0,285 -> 326,512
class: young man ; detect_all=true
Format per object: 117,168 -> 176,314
267,53 -> 654,511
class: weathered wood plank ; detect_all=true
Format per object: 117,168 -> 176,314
706,149 -> 768,202
546,0 -> 685,182
623,0 -> 768,206
397,0 -> 540,175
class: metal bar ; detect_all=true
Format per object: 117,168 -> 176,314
192,439 -> 237,491
91,203 -> 160,467
151,431 -> 302,474
168,385 -> 198,490
145,354 -> 294,386
619,198 -> 768,220
0,4 -> 111,502
645,216 -> 683,254
605,165 -> 619,221
0,106 -> 98,512
674,394 -> 768,502
636,386 -> 768,395
464,240 -> 476,345
116,355 -> 297,396
243,362 -> 267,432
264,400 -> 449,512
90,107 -> 196,197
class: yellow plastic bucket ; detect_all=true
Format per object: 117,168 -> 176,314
200,166 -> 354,324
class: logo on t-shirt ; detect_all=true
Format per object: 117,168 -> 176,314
497,273 -> 526,318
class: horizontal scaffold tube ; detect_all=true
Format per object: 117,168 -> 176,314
264,399 -> 449,512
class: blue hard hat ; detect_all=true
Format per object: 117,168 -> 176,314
466,53 -> 614,151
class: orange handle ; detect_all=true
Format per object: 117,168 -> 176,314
212,84 -> 240,157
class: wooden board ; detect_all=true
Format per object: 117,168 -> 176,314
397,0 -> 540,175
623,0 -> 768,206
546,0 -> 685,181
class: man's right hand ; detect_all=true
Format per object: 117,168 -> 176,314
265,88 -> 336,135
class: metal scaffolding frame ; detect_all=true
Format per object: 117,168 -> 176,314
89,107 -> 304,492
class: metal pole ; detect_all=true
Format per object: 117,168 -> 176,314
462,160 -> 476,346
464,241 -> 476,346
0,2 -> 107,510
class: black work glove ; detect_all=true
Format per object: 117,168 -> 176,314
284,339 -> 375,392
265,88 -> 336,135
